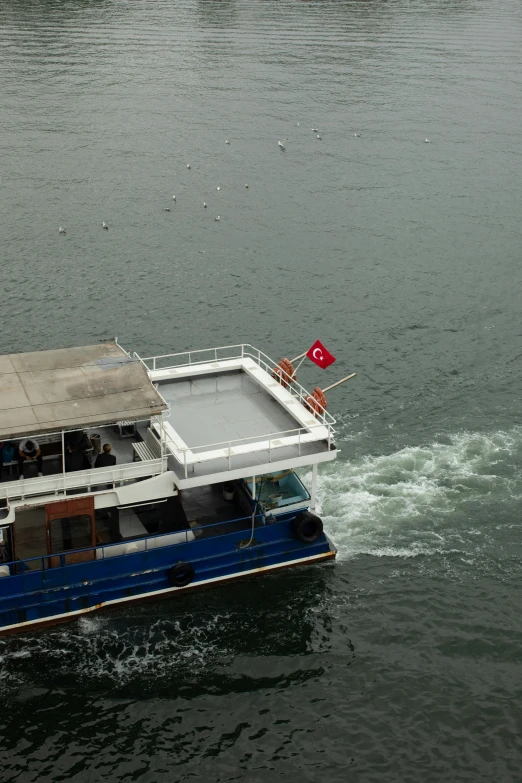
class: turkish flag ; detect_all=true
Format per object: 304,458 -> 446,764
306,340 -> 336,369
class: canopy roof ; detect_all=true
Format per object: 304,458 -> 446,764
0,342 -> 168,440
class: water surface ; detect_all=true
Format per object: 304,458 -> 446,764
1,1 -> 521,781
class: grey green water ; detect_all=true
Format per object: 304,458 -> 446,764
1,0 -> 522,780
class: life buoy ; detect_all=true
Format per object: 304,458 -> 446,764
167,562 -> 195,588
292,511 -> 324,543
305,387 -> 327,417
272,357 -> 296,389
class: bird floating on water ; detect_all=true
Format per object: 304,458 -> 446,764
102,222 -> 108,230
245,184 -> 249,188
203,202 -> 207,208
311,128 -> 318,132
215,215 -> 220,222
278,140 -> 285,150
172,195 -> 176,201
316,135 -> 322,140
58,227 -> 66,234
297,122 -> 300,127
217,186 -> 221,191
187,164 -> 191,169
425,138 -> 431,143
164,208 -> 171,211
225,139 -> 230,144
354,133 -> 360,137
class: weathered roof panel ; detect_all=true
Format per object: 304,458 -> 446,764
0,342 -> 167,439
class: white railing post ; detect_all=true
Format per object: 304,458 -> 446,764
298,428 -> 301,456
61,430 -> 66,495
228,442 -> 231,470
184,448 -> 188,479
311,464 -> 318,513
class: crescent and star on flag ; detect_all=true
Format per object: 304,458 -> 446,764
306,340 -> 336,370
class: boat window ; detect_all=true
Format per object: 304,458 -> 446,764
49,514 -> 92,553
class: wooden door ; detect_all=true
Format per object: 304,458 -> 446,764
45,497 -> 96,566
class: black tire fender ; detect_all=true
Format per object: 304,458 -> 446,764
292,511 -> 324,544
168,562 -> 195,588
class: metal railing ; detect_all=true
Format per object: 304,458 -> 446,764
0,457 -> 167,503
162,420 -> 333,479
0,513 -> 265,577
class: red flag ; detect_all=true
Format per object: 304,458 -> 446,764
306,340 -> 336,370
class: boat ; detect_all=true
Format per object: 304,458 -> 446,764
0,341 -> 343,635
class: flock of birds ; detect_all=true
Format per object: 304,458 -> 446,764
57,129 -> 432,235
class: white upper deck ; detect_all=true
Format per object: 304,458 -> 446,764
136,344 -> 338,488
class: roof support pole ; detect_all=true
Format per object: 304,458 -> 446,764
311,463 -> 318,513
61,430 -> 66,495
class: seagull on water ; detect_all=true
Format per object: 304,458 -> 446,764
316,135 -> 322,140
225,139 -> 230,144
245,184 -> 249,188
102,222 -> 108,230
425,138 -> 431,143
58,227 -> 66,234
354,133 -> 360,137
172,195 -> 176,201
214,215 -> 220,222
203,202 -> 207,208
311,128 -> 318,132
278,140 -> 286,150
217,186 -> 221,191
164,208 -> 171,211
297,122 -> 300,127
187,164 -> 191,169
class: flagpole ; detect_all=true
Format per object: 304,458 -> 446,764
290,351 -> 308,363
322,373 -> 357,393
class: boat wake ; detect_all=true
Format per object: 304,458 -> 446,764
306,427 -> 522,561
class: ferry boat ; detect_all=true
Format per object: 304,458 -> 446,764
0,342 -> 344,635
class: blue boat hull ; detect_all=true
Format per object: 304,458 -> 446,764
0,516 -> 336,635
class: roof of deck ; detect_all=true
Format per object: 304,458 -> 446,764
0,342 -> 168,439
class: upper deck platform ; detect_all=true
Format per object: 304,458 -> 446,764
138,345 -> 338,487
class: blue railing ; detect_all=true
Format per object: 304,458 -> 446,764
0,512 -> 268,577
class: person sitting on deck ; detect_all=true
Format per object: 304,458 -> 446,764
95,443 -> 117,469
18,438 -> 43,478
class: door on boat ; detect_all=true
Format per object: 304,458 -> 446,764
45,497 -> 96,566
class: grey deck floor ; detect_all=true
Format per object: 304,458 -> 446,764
158,371 -> 300,450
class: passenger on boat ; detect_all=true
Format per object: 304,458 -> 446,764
64,430 -> 92,471
18,439 -> 43,478
94,443 -> 116,469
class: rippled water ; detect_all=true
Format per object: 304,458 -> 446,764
1,0 -> 522,780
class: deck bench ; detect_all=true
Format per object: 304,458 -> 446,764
132,428 -> 161,462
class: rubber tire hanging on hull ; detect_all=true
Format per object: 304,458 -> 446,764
168,562 -> 195,588
292,511 -> 324,543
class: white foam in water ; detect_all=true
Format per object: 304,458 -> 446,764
303,428 -> 522,560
